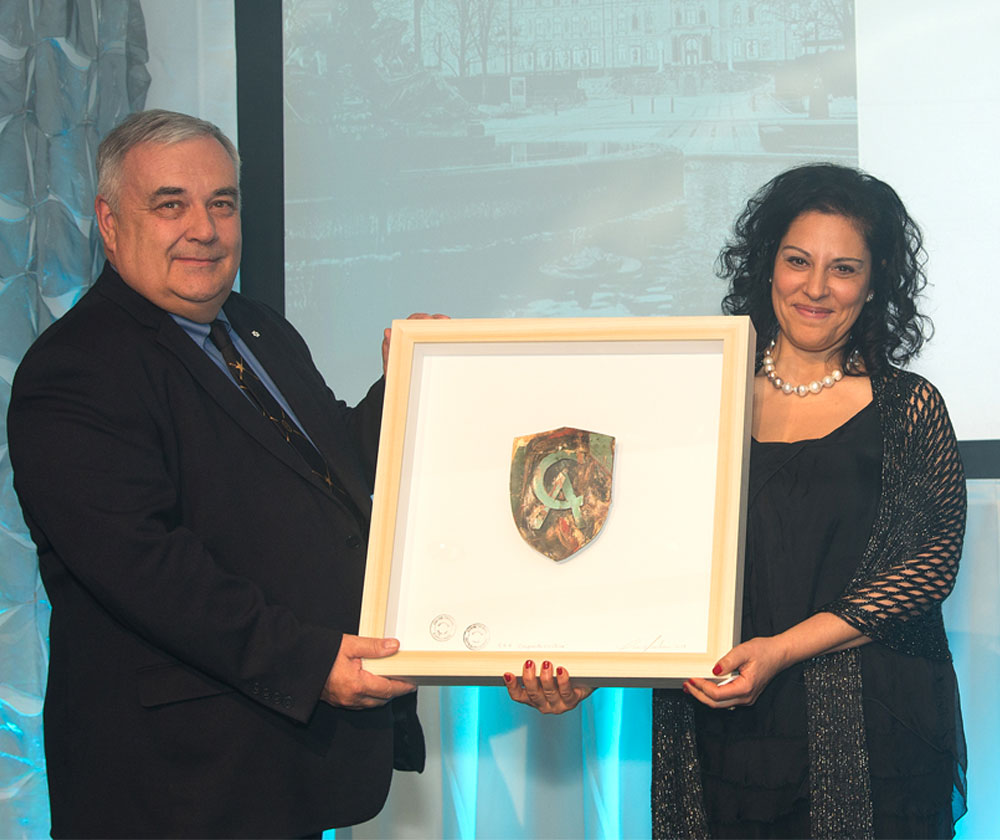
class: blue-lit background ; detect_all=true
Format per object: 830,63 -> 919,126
1,1 -> 998,837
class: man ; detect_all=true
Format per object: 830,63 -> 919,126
8,110 -> 424,838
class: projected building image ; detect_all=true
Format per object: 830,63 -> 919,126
283,0 -> 856,400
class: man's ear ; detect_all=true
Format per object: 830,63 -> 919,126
94,195 -> 117,256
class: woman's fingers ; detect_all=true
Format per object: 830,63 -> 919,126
504,660 -> 594,714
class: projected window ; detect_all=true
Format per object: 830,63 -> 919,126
283,0 -> 858,403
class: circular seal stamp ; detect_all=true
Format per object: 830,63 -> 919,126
429,613 -> 456,642
463,623 -> 490,651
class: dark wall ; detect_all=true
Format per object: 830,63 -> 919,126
235,0 -> 284,314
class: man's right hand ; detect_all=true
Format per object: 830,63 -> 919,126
321,634 -> 416,709
382,312 -> 449,374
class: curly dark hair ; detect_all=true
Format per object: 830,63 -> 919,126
718,163 -> 931,375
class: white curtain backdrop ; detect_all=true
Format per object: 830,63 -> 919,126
0,2 -> 149,836
343,684 -> 653,840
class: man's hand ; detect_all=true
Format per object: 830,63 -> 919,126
382,313 -> 449,374
321,634 -> 416,710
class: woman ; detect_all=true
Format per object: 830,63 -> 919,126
505,163 -> 967,838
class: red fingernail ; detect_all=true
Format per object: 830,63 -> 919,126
542,660 -> 552,671
682,682 -> 690,693
557,667 -> 564,677
503,673 -> 512,683
525,659 -> 534,670
712,663 -> 723,676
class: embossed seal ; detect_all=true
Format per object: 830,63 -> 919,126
463,623 -> 490,651
429,613 -> 456,642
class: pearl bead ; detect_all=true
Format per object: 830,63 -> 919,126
763,340 -> 845,399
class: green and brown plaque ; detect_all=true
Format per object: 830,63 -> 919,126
510,427 -> 615,561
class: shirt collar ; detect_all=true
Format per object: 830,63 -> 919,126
171,308 -> 232,345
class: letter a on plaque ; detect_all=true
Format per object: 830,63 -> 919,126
510,427 -> 615,561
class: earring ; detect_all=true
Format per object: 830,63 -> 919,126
866,291 -> 874,303
768,277 -> 773,284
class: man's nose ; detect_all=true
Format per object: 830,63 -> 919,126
185,205 -> 217,242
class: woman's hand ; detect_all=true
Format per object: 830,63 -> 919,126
683,612 -> 872,710
503,659 -> 594,714
683,635 -> 791,710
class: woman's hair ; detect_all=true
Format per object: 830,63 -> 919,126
718,162 -> 931,374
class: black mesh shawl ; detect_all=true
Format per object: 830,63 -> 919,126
653,369 -> 967,840
825,370 -> 966,658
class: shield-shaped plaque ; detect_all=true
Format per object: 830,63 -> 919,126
510,427 -> 615,561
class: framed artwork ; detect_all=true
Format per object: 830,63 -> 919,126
359,316 -> 755,686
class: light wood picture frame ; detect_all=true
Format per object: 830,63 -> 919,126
359,316 -> 755,686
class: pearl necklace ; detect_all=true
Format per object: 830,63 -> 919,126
762,339 -> 844,397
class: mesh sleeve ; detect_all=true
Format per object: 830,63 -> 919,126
821,374 -> 966,656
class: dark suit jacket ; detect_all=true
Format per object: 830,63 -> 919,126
8,264 -> 417,838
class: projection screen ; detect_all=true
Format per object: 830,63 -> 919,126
281,0 -> 999,443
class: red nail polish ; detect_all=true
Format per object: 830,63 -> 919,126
682,682 -> 690,693
712,663 -> 723,676
503,673 -> 512,683
557,667 -> 564,677
542,660 -> 552,671
525,659 -> 534,670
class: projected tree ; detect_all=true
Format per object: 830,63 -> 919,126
284,0 -> 470,136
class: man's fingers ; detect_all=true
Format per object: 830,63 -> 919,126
339,633 -> 400,660
323,635 -> 414,709
357,673 -> 416,703
326,670 -> 415,710
381,328 -> 391,373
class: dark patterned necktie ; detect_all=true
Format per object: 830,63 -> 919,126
208,320 -> 367,527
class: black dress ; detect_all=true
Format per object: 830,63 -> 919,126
692,402 -> 959,839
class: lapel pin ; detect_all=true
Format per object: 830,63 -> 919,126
251,330 -> 261,338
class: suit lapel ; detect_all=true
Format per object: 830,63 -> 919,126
225,305 -> 374,517
94,264 -> 370,513
152,315 -> 324,491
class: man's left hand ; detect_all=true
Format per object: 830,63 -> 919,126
321,634 -> 416,710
